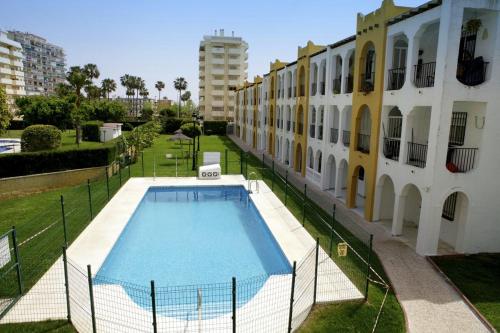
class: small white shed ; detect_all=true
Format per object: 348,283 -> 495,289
100,123 -> 122,142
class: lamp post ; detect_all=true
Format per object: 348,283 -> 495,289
197,117 -> 202,152
191,113 -> 197,171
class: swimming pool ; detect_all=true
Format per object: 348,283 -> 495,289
96,186 -> 291,317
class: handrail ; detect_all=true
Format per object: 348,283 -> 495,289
247,171 -> 259,194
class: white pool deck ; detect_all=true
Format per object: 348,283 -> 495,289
1,176 -> 362,331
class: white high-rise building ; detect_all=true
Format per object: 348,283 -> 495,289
0,31 -> 26,113
199,30 -> 248,122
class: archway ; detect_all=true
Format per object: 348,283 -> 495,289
307,147 -> 314,169
352,166 -> 366,213
299,66 -> 306,96
324,155 -> 336,192
294,143 -> 302,172
268,133 -> 273,155
438,191 -> 469,253
336,159 -> 348,200
315,150 -> 322,173
297,105 -> 304,135
376,175 -> 395,224
393,183 -> 422,246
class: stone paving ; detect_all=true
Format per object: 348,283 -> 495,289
229,134 -> 490,333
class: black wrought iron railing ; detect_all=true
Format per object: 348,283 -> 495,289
357,134 -> 370,153
320,82 -> 326,95
387,67 -> 406,90
342,130 -> 350,147
383,138 -> 401,161
359,73 -> 375,93
318,126 -> 323,140
442,192 -> 457,221
332,77 -> 342,94
413,62 -> 436,88
286,120 -> 291,132
288,87 -> 292,98
406,142 -> 428,168
345,75 -> 353,93
330,128 -> 339,144
446,147 -> 478,173
457,60 -> 488,87
309,124 -> 316,138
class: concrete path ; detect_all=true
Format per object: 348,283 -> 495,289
229,135 -> 491,333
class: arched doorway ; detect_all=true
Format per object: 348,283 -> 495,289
352,166 -> 366,214
324,155 -> 336,192
295,143 -> 302,172
375,175 -> 395,224
336,159 -> 348,200
394,183 -> 422,246
438,191 -> 469,253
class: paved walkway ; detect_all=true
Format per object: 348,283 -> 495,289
229,135 -> 490,333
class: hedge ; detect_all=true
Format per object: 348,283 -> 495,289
21,125 -> 62,152
82,120 -> 103,142
162,118 -> 188,134
180,123 -> 202,138
8,120 -> 26,130
0,146 -> 117,178
204,121 -> 228,135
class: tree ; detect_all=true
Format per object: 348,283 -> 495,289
83,64 -> 100,82
155,81 -> 165,101
139,87 -> 149,99
84,84 -> 102,100
181,91 -> 191,103
0,86 -> 11,133
54,83 -> 73,98
15,95 -> 73,130
67,66 -> 91,143
173,77 -> 188,118
101,78 -> 117,100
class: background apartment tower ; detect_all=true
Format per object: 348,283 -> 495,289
0,31 -> 26,112
7,31 -> 66,96
199,29 -> 248,122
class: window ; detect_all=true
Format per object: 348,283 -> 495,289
442,192 -> 457,221
449,112 -> 467,146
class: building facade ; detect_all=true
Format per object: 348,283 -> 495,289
235,0 -> 500,256
0,31 -> 26,112
199,30 -> 248,122
7,31 -> 66,96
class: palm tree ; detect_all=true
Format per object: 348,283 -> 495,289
84,84 -> 101,99
120,74 -> 133,113
155,81 -> 165,101
101,78 -> 117,100
139,87 -> 149,99
84,64 -> 100,82
67,66 -> 90,144
173,77 -> 188,118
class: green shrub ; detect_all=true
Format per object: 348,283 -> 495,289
21,125 -> 62,152
81,120 -> 103,142
204,121 -> 227,135
15,95 -> 74,130
180,123 -> 201,138
8,119 -> 26,130
122,122 -> 134,131
0,146 -> 117,178
161,118 -> 188,134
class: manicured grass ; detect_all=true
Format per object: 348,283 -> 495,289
432,254 -> 500,331
0,129 -> 118,150
0,320 -> 76,333
0,134 -> 404,332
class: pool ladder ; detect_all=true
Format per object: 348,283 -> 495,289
247,172 -> 259,194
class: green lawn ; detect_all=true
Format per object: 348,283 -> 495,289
0,134 -> 404,332
0,129 -> 119,150
0,321 -> 76,333
432,254 -> 500,331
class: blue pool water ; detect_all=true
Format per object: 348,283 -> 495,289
96,186 -> 291,317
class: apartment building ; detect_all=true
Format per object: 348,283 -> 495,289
199,30 -> 248,122
235,0 -> 500,256
0,31 -> 26,112
7,31 -> 66,96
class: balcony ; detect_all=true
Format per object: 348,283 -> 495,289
286,120 -> 291,132
332,77 -> 341,94
359,73 -> 375,93
309,124 -> 315,138
383,138 -> 401,161
413,62 -> 435,88
357,134 -> 370,153
342,130 -> 350,147
298,123 -> 303,135
345,75 -> 353,93
387,68 -> 406,90
318,126 -> 323,140
457,60 -> 488,87
330,128 -> 338,144
446,147 -> 478,173
406,142 -> 428,168
320,82 -> 325,95
287,87 -> 292,98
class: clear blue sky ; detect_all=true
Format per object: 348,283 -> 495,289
1,0 -> 425,101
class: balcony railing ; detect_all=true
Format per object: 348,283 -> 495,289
330,128 -> 339,144
359,73 -> 375,93
457,60 -> 488,87
387,67 -> 406,90
446,147 -> 478,173
309,124 -> 316,138
345,75 -> 353,93
332,77 -> 342,94
320,82 -> 325,95
286,120 -> 291,132
318,126 -> 323,140
342,130 -> 350,147
311,83 -> 317,95
357,133 -> 370,153
406,142 -> 428,168
298,123 -> 303,135
383,138 -> 401,161
413,62 -> 436,88
288,87 -> 292,98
